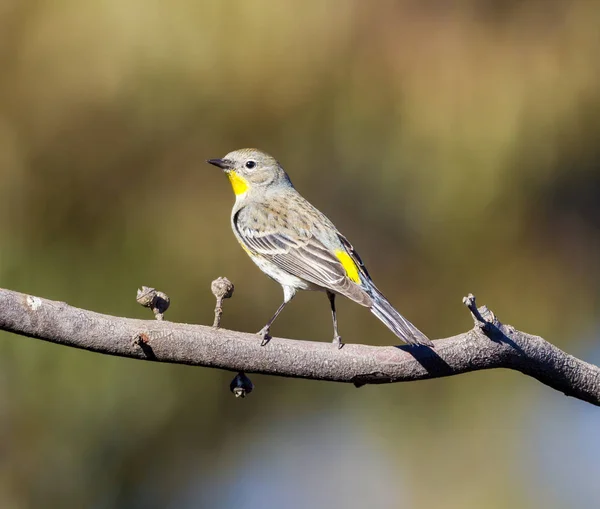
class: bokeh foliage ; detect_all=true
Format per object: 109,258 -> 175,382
0,1 -> 599,507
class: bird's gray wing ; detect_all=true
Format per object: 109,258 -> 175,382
234,206 -> 373,306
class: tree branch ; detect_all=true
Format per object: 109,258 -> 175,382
0,287 -> 598,405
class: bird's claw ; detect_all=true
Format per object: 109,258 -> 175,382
258,327 -> 271,346
332,335 -> 344,349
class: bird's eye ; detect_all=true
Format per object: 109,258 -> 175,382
245,160 -> 256,169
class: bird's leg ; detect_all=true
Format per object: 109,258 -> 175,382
258,288 -> 295,346
258,301 -> 287,345
327,291 -> 343,349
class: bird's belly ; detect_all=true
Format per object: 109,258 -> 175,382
249,255 -> 317,291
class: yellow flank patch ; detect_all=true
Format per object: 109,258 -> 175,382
227,171 -> 249,195
335,250 -> 360,283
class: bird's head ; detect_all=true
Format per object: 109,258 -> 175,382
207,148 -> 292,197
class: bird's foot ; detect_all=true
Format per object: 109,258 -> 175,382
257,327 -> 272,346
332,335 -> 344,350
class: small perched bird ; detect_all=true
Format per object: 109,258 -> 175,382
207,149 -> 432,348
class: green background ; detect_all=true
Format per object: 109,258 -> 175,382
0,1 -> 599,507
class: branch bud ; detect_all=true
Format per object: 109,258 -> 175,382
137,286 -> 170,320
211,277 -> 234,328
230,371 -> 254,398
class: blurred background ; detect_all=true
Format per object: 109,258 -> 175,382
0,0 -> 599,507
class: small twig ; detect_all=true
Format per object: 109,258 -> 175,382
230,371 -> 254,398
211,279 -> 249,397
211,277 -> 234,328
462,293 -> 496,332
136,286 -> 170,320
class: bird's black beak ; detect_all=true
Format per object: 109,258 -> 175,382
207,158 -> 232,170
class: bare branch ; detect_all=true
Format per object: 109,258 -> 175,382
1,288 -> 599,405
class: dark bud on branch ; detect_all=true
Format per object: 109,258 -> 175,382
230,371 -> 254,398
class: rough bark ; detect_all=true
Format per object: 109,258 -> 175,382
0,288 -> 598,405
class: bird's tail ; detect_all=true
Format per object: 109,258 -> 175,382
369,286 -> 433,346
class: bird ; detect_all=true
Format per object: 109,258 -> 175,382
207,148 -> 433,348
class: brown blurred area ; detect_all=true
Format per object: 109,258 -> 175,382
1,1 -> 599,508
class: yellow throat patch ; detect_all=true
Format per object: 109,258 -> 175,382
227,171 -> 249,195
335,250 -> 360,283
